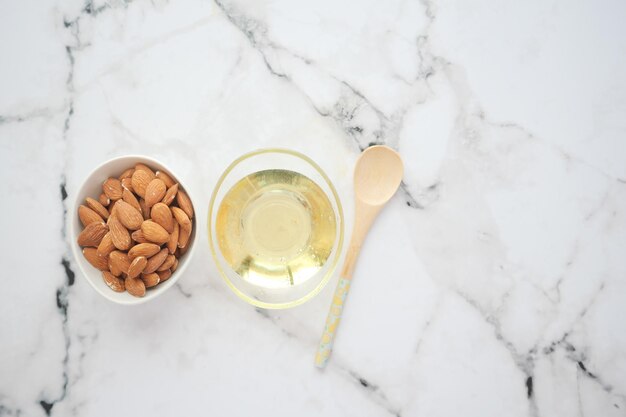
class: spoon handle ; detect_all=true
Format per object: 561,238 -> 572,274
314,205 -> 378,368
314,276 -> 352,368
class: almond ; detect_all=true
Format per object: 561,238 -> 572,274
109,250 -> 131,276
78,205 -> 103,227
144,248 -> 168,274
131,229 -> 149,244
141,220 -> 169,244
131,169 -> 154,199
103,271 -> 125,292
177,244 -> 189,257
176,190 -> 194,219
102,177 -> 123,200
178,224 -> 192,249
156,269 -> 171,283
151,203 -> 174,233
171,207 -> 191,231
170,258 -> 178,272
118,168 -> 135,180
108,215 -> 131,250
139,198 -> 150,220
141,272 -> 160,288
122,187 -> 142,214
128,256 -> 147,279
157,254 -> 175,271
83,247 -> 109,270
109,202 -> 118,217
77,222 -> 108,247
86,197 -> 109,220
97,232 -> 116,257
121,177 -> 133,193
114,200 -> 143,230
128,242 -> 161,260
125,276 -> 146,297
161,183 -> 179,206
145,178 -> 166,208
156,170 -> 175,188
167,221 -> 179,254
135,163 -> 155,176
99,193 -> 110,207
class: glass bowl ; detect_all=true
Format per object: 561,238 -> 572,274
208,148 -> 344,309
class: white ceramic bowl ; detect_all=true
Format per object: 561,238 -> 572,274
70,155 -> 197,305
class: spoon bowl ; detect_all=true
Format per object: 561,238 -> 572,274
354,146 -> 404,205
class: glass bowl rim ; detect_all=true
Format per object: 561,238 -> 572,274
207,148 -> 345,309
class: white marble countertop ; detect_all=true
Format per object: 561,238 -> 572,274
2,0 -> 626,416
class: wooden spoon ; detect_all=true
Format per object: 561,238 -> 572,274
315,145 -> 404,368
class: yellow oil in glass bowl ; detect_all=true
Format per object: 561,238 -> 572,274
215,169 -> 336,289
208,148 -> 344,309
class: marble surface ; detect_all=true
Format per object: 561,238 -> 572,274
1,0 -> 626,416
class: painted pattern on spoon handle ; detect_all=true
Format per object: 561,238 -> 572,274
314,277 -> 352,368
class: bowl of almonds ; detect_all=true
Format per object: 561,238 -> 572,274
70,156 -> 196,304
